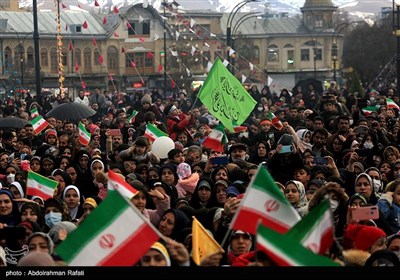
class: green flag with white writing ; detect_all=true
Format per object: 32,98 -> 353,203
197,58 -> 257,132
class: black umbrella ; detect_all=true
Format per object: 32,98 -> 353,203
46,102 -> 96,121
293,78 -> 324,95
0,116 -> 30,129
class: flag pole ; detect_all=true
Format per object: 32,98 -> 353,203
220,228 -> 232,249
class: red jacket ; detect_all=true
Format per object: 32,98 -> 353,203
166,113 -> 194,141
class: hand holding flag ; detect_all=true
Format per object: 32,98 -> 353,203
230,164 -> 300,235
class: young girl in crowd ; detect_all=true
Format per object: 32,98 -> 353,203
175,162 -> 200,201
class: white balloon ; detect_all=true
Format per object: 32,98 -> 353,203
151,136 -> 175,159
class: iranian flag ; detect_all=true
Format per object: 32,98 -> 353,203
268,112 -> 283,130
256,223 -> 340,266
232,122 -> 247,133
108,169 -> 138,200
30,108 -> 39,119
31,115 -> 49,135
78,122 -> 91,146
127,110 -> 138,124
362,106 -> 378,116
285,199 -> 334,255
386,98 -> 400,110
144,123 -> 168,142
26,171 -> 58,200
55,190 -> 160,266
230,165 -> 301,235
202,124 -> 227,152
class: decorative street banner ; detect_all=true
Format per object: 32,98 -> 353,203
197,58 -> 257,132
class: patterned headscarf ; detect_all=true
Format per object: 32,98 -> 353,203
285,180 -> 308,218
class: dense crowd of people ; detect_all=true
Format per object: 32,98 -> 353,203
0,81 -> 399,267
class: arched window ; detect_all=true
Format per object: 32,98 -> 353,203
40,48 -> 48,67
284,44 -> 294,68
50,47 -> 58,73
267,44 -> 279,62
253,46 -> 260,64
84,48 -> 91,72
107,46 -> 118,70
62,48 -> 68,67
27,47 -> 34,68
74,48 -> 81,68
94,49 -> 101,65
4,47 -> 12,72
301,40 -> 322,61
14,45 -> 23,71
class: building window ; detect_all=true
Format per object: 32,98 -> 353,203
74,48 -> 81,67
267,44 -> 279,62
4,47 -> 11,67
107,46 -> 118,70
287,49 -> 294,68
62,48 -> 68,67
14,46 -> 23,71
0,0 -> 10,8
69,25 -> 82,33
314,48 -> 322,61
94,49 -> 101,65
301,49 -> 310,61
27,47 -> 34,68
253,46 -> 260,64
128,21 -> 150,36
302,40 -> 322,61
314,14 -> 323,28
50,47 -> 58,73
84,48 -> 91,71
126,52 -> 153,68
40,48 -> 48,67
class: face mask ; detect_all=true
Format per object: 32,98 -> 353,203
257,106 -> 263,111
45,212 -> 62,228
6,173 -> 15,184
373,179 -> 382,193
364,141 -> 374,149
349,119 -> 354,126
330,199 -> 339,212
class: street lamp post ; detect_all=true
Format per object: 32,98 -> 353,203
394,3 -> 400,96
11,30 -> 32,90
230,12 -> 261,75
33,0 -> 41,104
332,42 -> 337,82
226,0 -> 258,73
163,1 -> 167,93
313,40 -> 317,80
